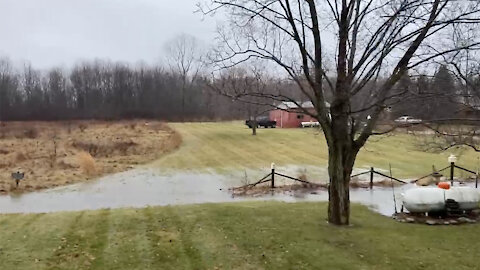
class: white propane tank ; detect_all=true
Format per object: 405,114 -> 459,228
403,186 -> 480,213
445,187 -> 480,210
402,187 -> 445,213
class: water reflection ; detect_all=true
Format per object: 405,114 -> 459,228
0,168 -> 459,216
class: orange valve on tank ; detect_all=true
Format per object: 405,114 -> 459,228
437,182 -> 451,190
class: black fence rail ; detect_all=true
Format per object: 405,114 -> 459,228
234,161 -> 480,191
231,165 -> 320,191
452,164 -> 478,188
411,165 -> 451,184
411,163 -> 479,188
352,162 -> 480,189
351,167 -> 407,189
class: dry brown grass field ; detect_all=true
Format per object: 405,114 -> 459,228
0,120 -> 182,194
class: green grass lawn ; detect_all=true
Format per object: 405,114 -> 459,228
1,202 -> 479,270
3,122 -> 477,269
151,122 -> 479,178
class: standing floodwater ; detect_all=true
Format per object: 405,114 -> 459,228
0,168 -> 414,215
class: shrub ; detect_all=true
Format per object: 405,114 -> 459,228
161,128 -> 182,153
72,140 -> 138,157
72,141 -> 100,157
23,127 -> 39,139
77,151 -> 97,175
56,159 -> 76,169
0,122 -> 5,139
15,152 -> 28,162
66,122 -> 72,134
149,122 -> 169,133
113,140 -> 138,155
298,173 -> 308,182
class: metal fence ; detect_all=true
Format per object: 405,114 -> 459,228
235,161 -> 479,191
352,161 -> 479,189
351,167 -> 406,188
231,164 -> 319,191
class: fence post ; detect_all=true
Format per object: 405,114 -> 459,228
370,167 -> 374,189
450,162 -> 455,185
271,163 -> 275,188
448,154 -> 457,186
476,173 -> 478,189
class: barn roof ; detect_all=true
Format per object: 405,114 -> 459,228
276,101 -> 330,110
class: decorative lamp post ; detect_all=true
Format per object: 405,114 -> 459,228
448,154 -> 457,185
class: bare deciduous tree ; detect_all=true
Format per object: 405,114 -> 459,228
0,58 -> 18,121
164,34 -> 204,121
199,0 -> 480,225
214,64 -> 276,135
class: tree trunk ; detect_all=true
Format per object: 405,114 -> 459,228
181,84 -> 185,122
327,124 -> 358,225
252,119 -> 257,136
327,150 -> 354,225
327,145 -> 357,225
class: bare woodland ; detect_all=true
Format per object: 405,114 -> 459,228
0,58 -> 247,121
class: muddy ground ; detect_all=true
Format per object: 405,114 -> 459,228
0,120 -> 181,194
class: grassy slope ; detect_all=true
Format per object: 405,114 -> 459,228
1,202 -> 479,270
152,122 -> 479,178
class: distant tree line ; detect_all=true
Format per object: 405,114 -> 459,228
348,65 -> 480,123
0,56 -> 479,122
390,65 -> 480,121
0,59 -> 248,121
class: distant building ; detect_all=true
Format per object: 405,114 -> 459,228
454,104 -> 480,120
270,101 -> 328,128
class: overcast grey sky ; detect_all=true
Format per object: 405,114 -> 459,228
0,0 -> 217,69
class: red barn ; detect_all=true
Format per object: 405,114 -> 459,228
270,101 -> 323,128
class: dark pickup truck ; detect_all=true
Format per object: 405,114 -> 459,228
245,116 -> 276,128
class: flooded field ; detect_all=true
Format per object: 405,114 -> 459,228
0,167 -> 415,216
2,121 -> 478,218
